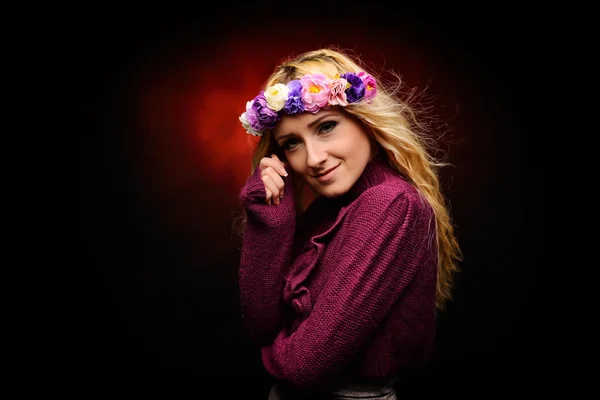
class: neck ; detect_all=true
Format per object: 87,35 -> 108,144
339,153 -> 393,203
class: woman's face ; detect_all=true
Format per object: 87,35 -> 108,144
272,107 -> 373,198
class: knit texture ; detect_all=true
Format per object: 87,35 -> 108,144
238,155 -> 438,389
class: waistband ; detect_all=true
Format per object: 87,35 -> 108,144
269,375 -> 399,400
328,374 -> 399,397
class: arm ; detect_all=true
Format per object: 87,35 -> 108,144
238,166 -> 296,346
260,186 -> 436,387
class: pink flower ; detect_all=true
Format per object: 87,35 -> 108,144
328,77 -> 348,106
358,71 -> 377,102
300,74 -> 331,113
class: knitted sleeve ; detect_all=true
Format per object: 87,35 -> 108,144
238,166 -> 297,346
260,185 -> 436,388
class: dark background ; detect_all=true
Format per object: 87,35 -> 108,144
54,3 -> 560,398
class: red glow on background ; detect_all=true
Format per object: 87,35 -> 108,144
132,24 -> 443,261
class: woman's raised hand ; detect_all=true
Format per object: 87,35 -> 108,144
259,154 -> 288,205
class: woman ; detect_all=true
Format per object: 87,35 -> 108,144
236,47 -> 462,399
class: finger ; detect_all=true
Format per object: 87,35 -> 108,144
260,156 -> 288,177
271,154 -> 285,169
265,188 -> 272,205
262,174 -> 282,204
262,172 -> 284,203
271,154 -> 287,176
262,166 -> 285,195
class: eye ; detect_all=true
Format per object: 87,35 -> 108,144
319,121 -> 337,134
281,138 -> 301,151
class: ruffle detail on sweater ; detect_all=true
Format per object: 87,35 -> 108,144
281,155 -> 402,321
282,207 -> 351,319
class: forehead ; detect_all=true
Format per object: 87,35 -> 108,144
273,108 -> 343,138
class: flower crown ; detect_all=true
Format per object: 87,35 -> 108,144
239,71 -> 377,136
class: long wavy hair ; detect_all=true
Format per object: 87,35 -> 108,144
234,47 -> 462,311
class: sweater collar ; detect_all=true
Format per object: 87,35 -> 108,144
300,153 -> 401,217
309,152 -> 399,211
338,153 -> 398,204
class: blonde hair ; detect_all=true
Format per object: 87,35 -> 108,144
236,46 -> 462,311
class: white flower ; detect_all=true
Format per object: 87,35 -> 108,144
239,112 -> 262,136
239,112 -> 251,130
264,84 -> 289,111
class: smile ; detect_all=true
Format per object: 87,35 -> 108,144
313,164 -> 340,183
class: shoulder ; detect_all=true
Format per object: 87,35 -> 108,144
339,176 -> 434,236
351,175 -> 428,214
337,176 -> 435,244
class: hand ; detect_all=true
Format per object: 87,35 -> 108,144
259,154 -> 288,205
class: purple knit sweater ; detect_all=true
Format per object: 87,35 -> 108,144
238,155 -> 438,389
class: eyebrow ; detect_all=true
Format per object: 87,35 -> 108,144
275,113 -> 337,143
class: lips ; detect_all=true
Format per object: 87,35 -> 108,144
313,165 -> 339,178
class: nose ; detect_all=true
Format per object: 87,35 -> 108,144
305,139 -> 327,169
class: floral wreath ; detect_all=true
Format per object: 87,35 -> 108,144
239,71 -> 377,136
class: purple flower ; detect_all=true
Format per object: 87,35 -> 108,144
284,80 -> 305,114
244,102 -> 260,131
239,70 -> 377,136
341,72 -> 365,103
251,92 -> 280,130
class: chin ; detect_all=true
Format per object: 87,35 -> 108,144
314,182 -> 350,198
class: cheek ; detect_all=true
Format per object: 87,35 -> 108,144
345,132 -> 372,158
285,152 -> 305,173
335,137 -> 367,158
